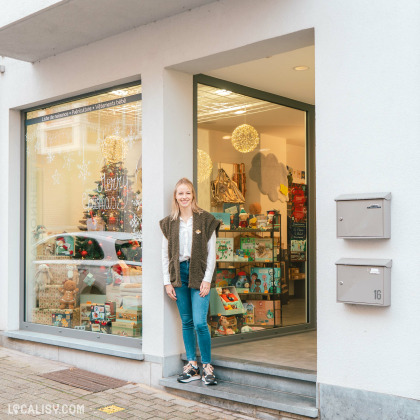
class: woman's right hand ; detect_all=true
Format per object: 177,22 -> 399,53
165,284 -> 177,301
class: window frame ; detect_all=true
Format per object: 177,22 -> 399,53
21,80 -> 143,347
193,74 -> 316,346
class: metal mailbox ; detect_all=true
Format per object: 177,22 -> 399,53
336,258 -> 392,306
335,192 -> 391,239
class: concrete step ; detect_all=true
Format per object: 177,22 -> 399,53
181,354 -> 317,398
160,376 -> 318,419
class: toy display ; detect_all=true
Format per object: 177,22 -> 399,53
210,286 -> 245,316
52,312 -> 72,328
232,271 -> 250,292
55,236 -> 74,256
59,280 -> 79,309
216,269 -> 236,287
238,208 -> 249,228
89,302 -> 116,334
34,264 -> 52,298
216,238 -> 234,261
214,315 -> 236,335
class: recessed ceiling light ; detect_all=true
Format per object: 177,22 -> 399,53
234,110 -> 246,115
215,89 -> 232,96
112,90 -> 128,96
293,66 -> 309,71
222,136 -> 231,140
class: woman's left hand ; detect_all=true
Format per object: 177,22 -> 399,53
199,281 -> 211,297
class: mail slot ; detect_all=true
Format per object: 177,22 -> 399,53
336,258 -> 391,306
335,192 -> 391,239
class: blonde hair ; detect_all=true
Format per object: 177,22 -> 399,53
171,178 -> 203,220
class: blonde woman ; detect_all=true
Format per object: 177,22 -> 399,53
160,178 -> 220,385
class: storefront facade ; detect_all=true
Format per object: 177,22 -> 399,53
1,1 -> 419,418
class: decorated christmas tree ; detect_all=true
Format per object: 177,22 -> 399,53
76,135 -> 142,260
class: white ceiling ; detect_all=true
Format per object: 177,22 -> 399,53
206,45 -> 315,105
0,0 -> 218,62
197,46 -> 314,146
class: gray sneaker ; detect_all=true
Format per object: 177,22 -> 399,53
177,362 -> 201,383
202,363 -> 217,385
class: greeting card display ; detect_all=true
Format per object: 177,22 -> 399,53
216,238 -> 234,262
254,238 -> 273,261
250,267 -> 281,293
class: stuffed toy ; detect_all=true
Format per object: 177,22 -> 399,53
216,316 -> 235,335
34,264 -> 52,295
59,280 -> 79,309
238,208 -> 249,228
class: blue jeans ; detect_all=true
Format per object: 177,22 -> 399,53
176,260 -> 211,364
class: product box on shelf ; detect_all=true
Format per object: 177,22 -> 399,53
52,312 -> 72,328
112,321 -> 141,337
245,300 -> 281,326
234,248 -> 255,262
38,285 -> 63,309
243,302 -> 255,324
250,267 -> 281,293
215,269 -> 236,287
254,238 -> 273,261
210,286 -> 245,316
121,295 -> 141,310
216,238 -> 234,262
116,308 -> 142,322
211,212 -> 231,230
32,308 -> 80,326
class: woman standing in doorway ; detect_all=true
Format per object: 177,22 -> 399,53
160,178 -> 220,385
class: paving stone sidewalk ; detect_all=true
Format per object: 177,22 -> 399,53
0,346 -> 256,419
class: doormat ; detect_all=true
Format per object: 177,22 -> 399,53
40,367 -> 129,392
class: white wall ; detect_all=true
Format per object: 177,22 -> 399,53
0,0 -> 419,401
315,0 -> 420,400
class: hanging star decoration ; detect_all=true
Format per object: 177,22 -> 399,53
77,161 -> 91,180
46,149 -> 55,163
52,169 -> 61,185
63,155 -> 74,170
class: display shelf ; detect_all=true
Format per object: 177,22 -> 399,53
219,228 -> 275,233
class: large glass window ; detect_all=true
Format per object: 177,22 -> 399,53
196,83 -> 308,338
25,84 -> 142,338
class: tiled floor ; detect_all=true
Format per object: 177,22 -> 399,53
212,331 -> 317,372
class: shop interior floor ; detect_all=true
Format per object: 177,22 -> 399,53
212,330 -> 317,371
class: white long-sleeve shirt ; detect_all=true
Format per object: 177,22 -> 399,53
162,216 -> 216,286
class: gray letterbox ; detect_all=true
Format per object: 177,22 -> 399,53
336,258 -> 392,306
335,192 -> 391,239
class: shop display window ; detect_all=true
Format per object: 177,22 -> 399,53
25,84 -> 142,338
196,82 -> 308,337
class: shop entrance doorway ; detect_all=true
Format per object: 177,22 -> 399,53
194,63 -> 315,370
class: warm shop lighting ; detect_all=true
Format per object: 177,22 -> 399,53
215,89 -> 232,96
222,136 -> 231,140
293,66 -> 309,71
234,109 -> 246,115
101,135 -> 127,163
197,149 -> 213,183
231,124 -> 260,153
111,90 -> 128,96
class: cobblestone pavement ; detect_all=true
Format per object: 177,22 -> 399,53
0,346 -> 256,419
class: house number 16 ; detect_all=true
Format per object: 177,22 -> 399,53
374,290 -> 382,300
